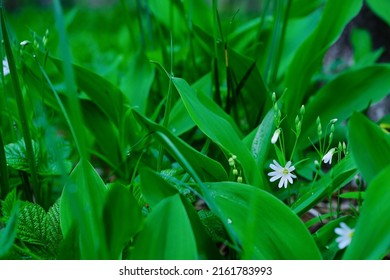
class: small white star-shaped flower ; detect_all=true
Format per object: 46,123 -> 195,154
267,160 -> 297,188
335,222 -> 354,249
322,148 -> 336,164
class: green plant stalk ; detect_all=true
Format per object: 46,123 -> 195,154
269,0 -> 292,87
119,0 -> 137,51
0,129 -> 9,199
212,0 -> 223,106
264,0 -> 282,85
0,47 -> 9,199
0,7 -> 40,202
0,22 -> 9,199
53,0 -> 88,161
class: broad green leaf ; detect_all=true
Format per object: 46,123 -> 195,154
344,165 -> 390,259
0,202 -> 18,258
348,112 -> 390,183
207,182 -> 322,259
249,109 -> 274,173
289,0 -> 326,18
313,216 -> 353,260
60,159 -> 107,259
82,100 -> 122,170
121,51 -> 155,114
140,169 -> 221,259
133,110 -> 228,182
103,183 -> 143,259
17,202 -> 46,245
284,0 -> 362,116
45,200 -> 62,257
129,194 -> 198,259
350,28 -> 383,68
4,139 -> 39,172
172,77 -> 264,188
50,57 -> 128,126
291,155 -> 357,216
1,188 -> 16,221
140,168 -> 178,208
302,65 -> 390,145
366,0 -> 390,27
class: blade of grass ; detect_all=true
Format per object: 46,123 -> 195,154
0,7 -> 40,202
53,0 -> 87,160
0,28 -> 9,199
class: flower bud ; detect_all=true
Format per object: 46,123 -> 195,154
271,128 -> 281,144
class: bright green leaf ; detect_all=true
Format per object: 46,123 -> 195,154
344,165 -> 390,259
207,182 -> 322,259
348,112 -> 390,183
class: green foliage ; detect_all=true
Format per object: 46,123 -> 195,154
17,200 -> 62,259
348,113 -> 390,183
344,165 -> 390,259
366,0 -> 390,27
1,0 -> 390,260
207,182 -> 322,259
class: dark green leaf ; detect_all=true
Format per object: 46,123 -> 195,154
348,112 -> 390,183
172,77 -> 264,188
129,194 -> 198,259
103,183 -> 143,259
0,202 -> 18,258
4,139 -> 39,172
344,165 -> 390,259
207,182 -> 322,259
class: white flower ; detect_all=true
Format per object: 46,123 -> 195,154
267,160 -> 297,188
322,148 -> 336,164
335,222 -> 354,249
2,58 -> 9,76
271,128 -> 281,144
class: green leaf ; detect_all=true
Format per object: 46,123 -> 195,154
248,109 -> 274,172
343,165 -> 390,259
133,110 -> 228,182
207,182 -> 322,259
366,0 -> 390,27
291,155 -> 357,216
50,56 -> 128,126
140,168 -> 179,208
313,216 -> 353,260
18,202 -> 47,245
1,188 -> 17,221
60,159 -> 107,259
4,139 -> 39,172
45,199 -> 62,257
0,202 -> 18,258
348,112 -> 390,184
339,192 -> 366,200
103,183 -> 143,259
302,65 -> 390,145
172,77 -> 264,188
121,51 -> 155,114
284,0 -> 362,116
129,194 -> 198,259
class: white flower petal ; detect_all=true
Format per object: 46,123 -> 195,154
270,175 -> 282,182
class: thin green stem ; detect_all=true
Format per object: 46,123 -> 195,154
53,0 -> 88,161
269,0 -> 292,87
1,7 -> 40,202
